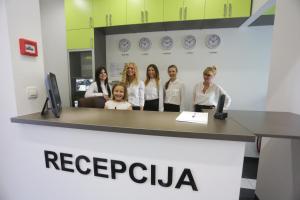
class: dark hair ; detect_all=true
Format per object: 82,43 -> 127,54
112,82 -> 128,101
145,64 -> 160,87
95,67 -> 111,97
165,65 -> 178,90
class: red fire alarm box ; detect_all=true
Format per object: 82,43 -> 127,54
19,38 -> 38,57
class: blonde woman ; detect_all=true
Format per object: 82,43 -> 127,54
122,62 -> 145,110
163,65 -> 185,112
193,66 -> 231,112
144,64 -> 163,111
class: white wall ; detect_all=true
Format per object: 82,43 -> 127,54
40,0 -> 70,107
256,0 -> 300,199
0,0 -> 46,199
266,0 -> 300,114
106,27 -> 273,111
5,0 -> 46,115
0,1 -> 18,198
252,0 -> 270,14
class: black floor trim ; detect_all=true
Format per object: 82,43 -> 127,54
242,157 -> 259,179
240,188 -> 259,200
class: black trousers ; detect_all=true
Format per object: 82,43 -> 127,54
144,99 -> 159,111
194,104 -> 215,112
132,106 -> 140,110
164,103 -> 180,112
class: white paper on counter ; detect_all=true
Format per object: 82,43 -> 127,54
176,111 -> 208,124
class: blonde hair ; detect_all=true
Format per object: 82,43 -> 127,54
112,82 -> 128,101
203,65 -> 217,76
122,62 -> 139,86
145,64 -> 160,87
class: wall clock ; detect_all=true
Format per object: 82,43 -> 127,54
160,36 -> 174,50
118,38 -> 131,52
182,35 -> 196,50
205,34 -> 221,49
139,37 -> 152,51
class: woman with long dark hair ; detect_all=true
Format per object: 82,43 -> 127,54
85,67 -> 111,100
163,65 -> 185,112
144,64 -> 163,111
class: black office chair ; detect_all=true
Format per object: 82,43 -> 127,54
78,96 -> 106,108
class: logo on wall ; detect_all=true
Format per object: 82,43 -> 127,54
19,38 -> 38,57
138,37 -> 152,51
160,36 -> 174,50
118,38 -> 131,52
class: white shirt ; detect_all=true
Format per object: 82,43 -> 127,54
105,100 -> 131,110
85,81 -> 108,98
163,79 -> 185,110
193,82 -> 231,109
127,80 -> 145,107
144,79 -> 163,111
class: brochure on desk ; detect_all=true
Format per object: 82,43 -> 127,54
176,111 -> 208,124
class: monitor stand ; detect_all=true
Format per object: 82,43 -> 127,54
41,97 -> 50,116
214,112 -> 228,120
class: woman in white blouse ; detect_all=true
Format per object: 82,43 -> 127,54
193,66 -> 231,112
121,62 -> 145,111
163,65 -> 185,112
85,67 -> 111,100
144,64 -> 163,111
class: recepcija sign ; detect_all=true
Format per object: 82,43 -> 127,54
44,150 -> 198,191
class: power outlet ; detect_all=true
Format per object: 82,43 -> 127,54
26,86 -> 38,99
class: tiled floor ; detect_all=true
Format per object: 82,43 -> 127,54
239,157 -> 259,200
241,178 -> 256,190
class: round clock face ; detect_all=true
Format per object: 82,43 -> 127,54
205,34 -> 221,49
118,38 -> 131,52
160,36 -> 174,50
139,37 -> 152,51
183,35 -> 197,50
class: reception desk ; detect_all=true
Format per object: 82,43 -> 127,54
10,108 -> 254,200
11,108 -> 300,200
229,111 -> 300,200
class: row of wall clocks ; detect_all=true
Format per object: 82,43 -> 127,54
118,34 -> 221,52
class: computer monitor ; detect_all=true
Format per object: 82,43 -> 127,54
42,73 -> 62,118
75,78 -> 93,92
